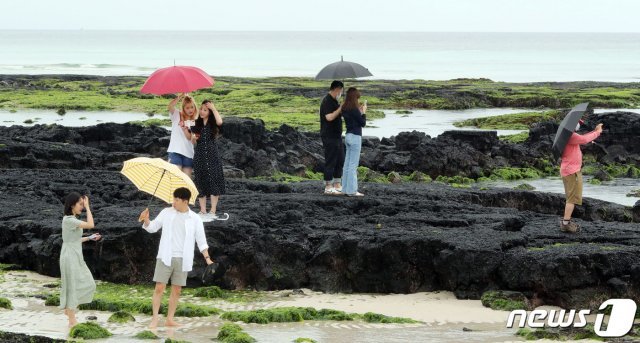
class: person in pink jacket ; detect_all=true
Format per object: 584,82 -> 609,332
560,121 -> 603,232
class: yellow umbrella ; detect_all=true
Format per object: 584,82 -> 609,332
120,157 -> 199,210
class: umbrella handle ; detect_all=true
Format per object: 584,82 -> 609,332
146,195 -> 155,209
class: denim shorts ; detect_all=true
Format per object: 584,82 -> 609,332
168,152 -> 193,168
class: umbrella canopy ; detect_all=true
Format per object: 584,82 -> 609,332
121,157 -> 199,205
201,261 -> 220,284
552,102 -> 590,159
140,65 -> 214,95
315,56 -> 373,80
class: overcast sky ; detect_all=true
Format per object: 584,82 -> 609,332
4,0 -> 639,32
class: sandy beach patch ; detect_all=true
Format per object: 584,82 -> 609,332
0,270 -> 606,342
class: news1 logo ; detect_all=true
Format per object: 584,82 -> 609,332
507,299 -> 637,337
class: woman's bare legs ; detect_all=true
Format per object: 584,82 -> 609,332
209,196 -> 220,215
182,167 -> 192,177
198,197 -> 207,214
64,308 -> 78,328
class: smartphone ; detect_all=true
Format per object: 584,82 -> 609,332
364,100 -> 368,106
184,120 -> 195,127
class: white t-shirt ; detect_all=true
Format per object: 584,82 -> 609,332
171,211 -> 188,257
167,109 -> 195,158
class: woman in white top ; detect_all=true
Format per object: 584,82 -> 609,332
167,93 -> 198,176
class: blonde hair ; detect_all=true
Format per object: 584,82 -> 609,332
180,95 -> 198,121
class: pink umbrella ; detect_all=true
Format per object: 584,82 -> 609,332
140,65 -> 214,95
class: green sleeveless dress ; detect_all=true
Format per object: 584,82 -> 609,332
59,215 -> 96,310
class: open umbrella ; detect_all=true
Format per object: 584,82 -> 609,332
552,102 -> 590,159
140,65 -> 214,95
121,157 -> 199,219
315,56 -> 373,80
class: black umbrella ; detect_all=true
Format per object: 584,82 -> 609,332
201,261 -> 220,284
315,56 -> 373,80
552,102 -> 589,159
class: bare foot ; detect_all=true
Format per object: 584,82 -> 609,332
148,318 -> 159,329
68,319 -> 78,328
165,320 -> 182,327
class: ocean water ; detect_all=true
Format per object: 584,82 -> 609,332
1,31 -> 639,81
480,176 -> 639,207
365,108 -> 640,139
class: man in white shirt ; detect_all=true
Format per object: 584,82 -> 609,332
139,187 -> 213,328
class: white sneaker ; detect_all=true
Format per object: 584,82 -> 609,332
198,212 -> 214,222
323,188 -> 342,195
211,213 -> 230,221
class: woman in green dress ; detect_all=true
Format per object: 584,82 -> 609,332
60,192 -> 101,327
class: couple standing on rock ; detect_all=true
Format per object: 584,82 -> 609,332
320,78 -> 602,231
58,188 -> 214,329
166,93 -> 226,219
320,81 -> 368,197
57,93 -> 227,329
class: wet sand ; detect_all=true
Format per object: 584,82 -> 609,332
0,270 -> 602,343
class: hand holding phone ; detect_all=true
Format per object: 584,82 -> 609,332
595,123 -> 604,133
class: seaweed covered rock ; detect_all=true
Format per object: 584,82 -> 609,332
480,290 -> 529,311
217,323 -> 256,343
134,330 -> 159,339
69,322 -> 112,340
107,311 -> 135,323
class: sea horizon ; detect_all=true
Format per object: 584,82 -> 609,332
2,30 -> 639,82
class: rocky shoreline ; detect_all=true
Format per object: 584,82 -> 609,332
1,109 -> 639,181
0,106 -> 639,313
0,168 -> 638,310
2,75 -> 640,132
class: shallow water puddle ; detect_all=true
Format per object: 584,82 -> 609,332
479,176 -> 639,207
0,109 -> 151,127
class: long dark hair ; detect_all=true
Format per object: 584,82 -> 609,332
64,192 -> 82,216
342,87 -> 361,112
195,100 -> 220,139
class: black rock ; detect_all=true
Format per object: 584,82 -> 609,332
395,131 -> 426,151
607,278 -> 630,295
0,110 -> 638,309
633,201 -> 640,222
0,331 -> 65,343
0,169 -> 637,309
2,110 -> 639,181
593,169 -> 613,182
